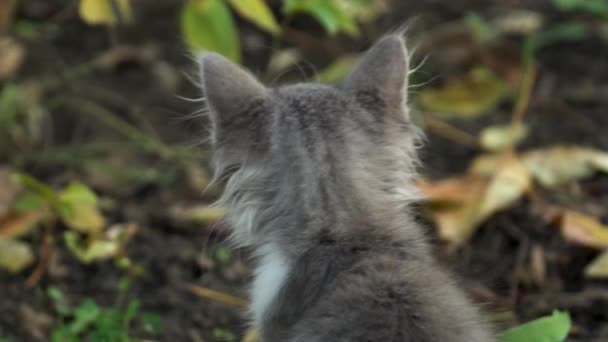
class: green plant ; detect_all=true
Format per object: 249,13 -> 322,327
47,282 -> 160,342
181,0 -> 385,63
552,0 -> 608,18
499,311 -> 571,342
0,173 -> 142,275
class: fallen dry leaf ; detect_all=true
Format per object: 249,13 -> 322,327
0,37 -> 24,81
170,204 -> 227,225
470,146 -> 608,188
417,176 -> 488,204
522,146 -> 608,187
560,210 -> 608,249
479,123 -> 528,151
0,211 -> 46,240
0,239 -> 34,273
585,250 -> 608,278
478,154 -> 531,221
417,67 -> 509,119
424,153 -> 531,246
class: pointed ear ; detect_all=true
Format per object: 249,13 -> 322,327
342,35 -> 409,109
198,53 -> 267,141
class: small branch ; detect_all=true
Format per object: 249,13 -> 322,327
25,220 -> 54,288
62,97 -> 173,159
187,284 -> 248,308
422,115 -> 480,149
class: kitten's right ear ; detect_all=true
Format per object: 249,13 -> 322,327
198,53 -> 267,141
342,35 -> 409,110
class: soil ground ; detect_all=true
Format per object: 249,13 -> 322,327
1,0 -> 607,341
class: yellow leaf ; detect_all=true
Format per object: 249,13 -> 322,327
79,0 -> 132,25
479,123 -> 528,151
585,250 -> 608,278
0,239 -> 34,273
59,182 -> 105,234
560,210 -> 608,249
61,203 -> 105,234
227,0 -> 280,35
417,68 -> 508,118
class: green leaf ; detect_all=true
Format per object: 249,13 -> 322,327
536,22 -> 589,48
123,299 -> 140,325
181,0 -> 241,63
215,245 -> 233,265
227,0 -> 280,35
316,55 -> 357,83
13,193 -> 46,212
0,84 -> 19,126
69,299 -> 100,334
213,327 -> 236,341
51,326 -> 78,342
283,0 -> 358,36
465,12 -> 499,43
12,173 -> 59,209
47,286 -> 64,302
552,0 -> 608,17
47,286 -> 71,316
499,310 -> 571,342
141,312 -> 161,334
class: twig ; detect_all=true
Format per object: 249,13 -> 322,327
62,97 -> 173,159
187,284 -> 248,308
0,0 -> 17,34
508,35 -> 537,150
422,115 -> 480,149
25,220 -> 54,288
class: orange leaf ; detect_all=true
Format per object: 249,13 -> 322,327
0,211 -> 45,240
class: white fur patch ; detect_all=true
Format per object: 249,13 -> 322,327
251,244 -> 289,328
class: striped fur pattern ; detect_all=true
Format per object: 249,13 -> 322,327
197,35 -> 494,342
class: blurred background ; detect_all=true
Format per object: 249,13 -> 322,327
1,0 -> 608,341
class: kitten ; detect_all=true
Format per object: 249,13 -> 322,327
197,35 -> 494,342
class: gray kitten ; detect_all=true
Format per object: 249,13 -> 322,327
197,35 -> 494,342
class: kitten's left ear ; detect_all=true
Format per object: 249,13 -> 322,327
342,35 -> 409,109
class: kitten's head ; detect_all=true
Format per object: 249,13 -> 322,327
198,35 -> 421,247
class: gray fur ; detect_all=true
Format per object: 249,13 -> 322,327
198,35 -> 494,341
